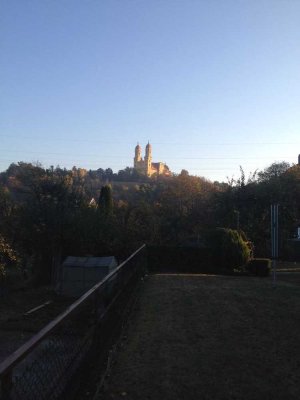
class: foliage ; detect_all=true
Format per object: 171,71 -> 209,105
148,246 -> 212,274
257,162 -> 290,182
245,258 -> 271,277
207,228 -> 251,271
0,159 -> 299,284
0,234 -> 19,278
98,185 -> 113,214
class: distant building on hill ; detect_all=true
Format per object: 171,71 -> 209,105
133,142 -> 171,177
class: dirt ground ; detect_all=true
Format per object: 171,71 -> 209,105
0,285 -> 72,363
96,272 -> 300,400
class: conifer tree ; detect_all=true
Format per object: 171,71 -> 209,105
98,185 -> 113,214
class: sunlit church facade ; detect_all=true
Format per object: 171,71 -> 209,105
133,142 -> 171,177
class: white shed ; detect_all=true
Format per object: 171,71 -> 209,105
61,256 -> 118,297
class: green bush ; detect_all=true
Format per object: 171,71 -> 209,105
207,228 -> 251,271
0,234 -> 19,278
147,246 -> 212,274
246,258 -> 271,277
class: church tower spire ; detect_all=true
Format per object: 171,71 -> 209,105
134,143 -> 142,168
133,142 -> 170,177
145,141 -> 152,176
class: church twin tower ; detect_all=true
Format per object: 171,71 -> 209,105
133,142 -> 171,177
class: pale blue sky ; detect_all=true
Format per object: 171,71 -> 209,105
1,0 -> 300,181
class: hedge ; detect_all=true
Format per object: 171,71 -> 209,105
246,258 -> 271,277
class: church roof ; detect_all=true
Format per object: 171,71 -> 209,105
152,162 -> 169,169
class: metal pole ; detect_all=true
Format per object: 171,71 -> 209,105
271,204 -> 279,286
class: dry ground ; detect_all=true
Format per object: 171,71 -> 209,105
1,264 -> 300,400
0,286 -> 72,363
97,272 -> 300,400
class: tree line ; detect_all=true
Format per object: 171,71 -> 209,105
0,160 -> 299,284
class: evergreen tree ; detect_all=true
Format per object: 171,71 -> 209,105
98,185 -> 113,214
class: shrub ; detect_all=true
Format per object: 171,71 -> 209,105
207,228 -> 251,271
0,234 -> 19,278
246,258 -> 271,277
147,246 -> 212,274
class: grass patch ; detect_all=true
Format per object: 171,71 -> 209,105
97,274 -> 300,400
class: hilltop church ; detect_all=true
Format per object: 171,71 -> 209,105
133,142 -> 171,177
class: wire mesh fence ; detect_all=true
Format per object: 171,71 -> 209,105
0,244 -> 146,400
